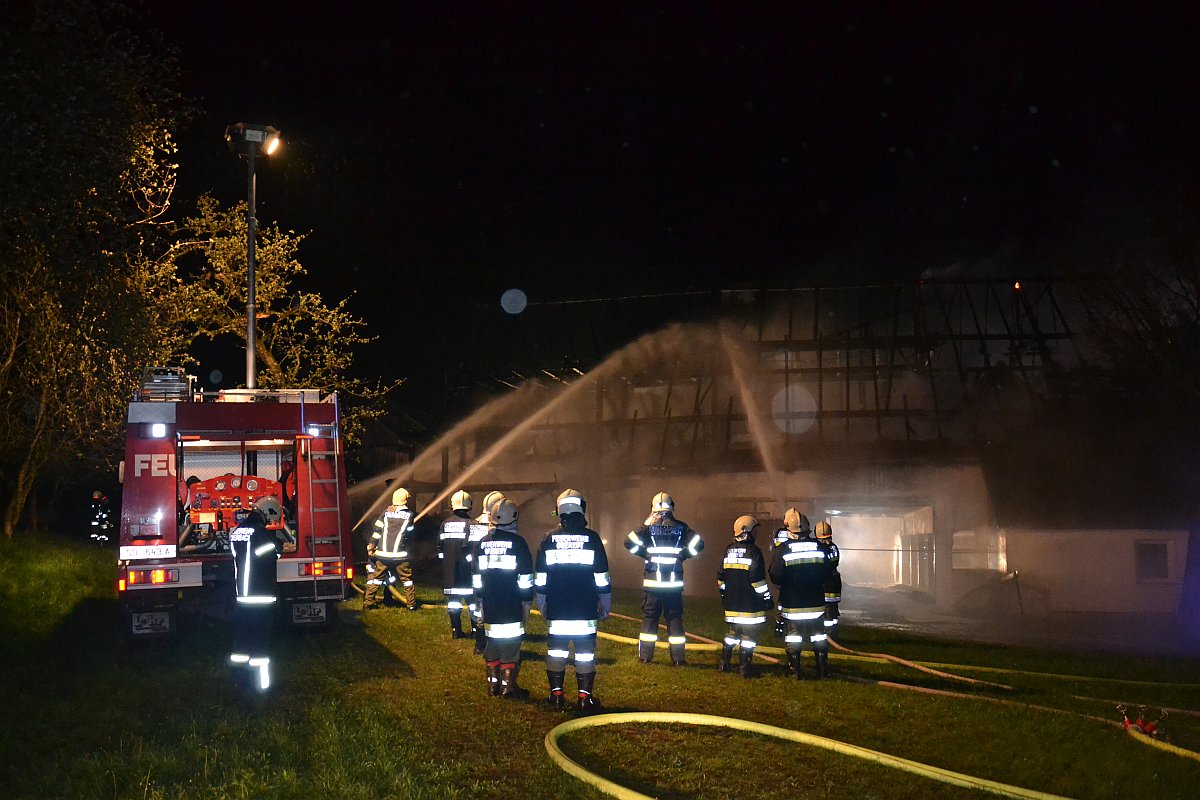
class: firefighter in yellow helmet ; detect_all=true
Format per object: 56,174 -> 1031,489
439,490 -> 475,638
717,515 -> 771,678
365,488 -> 417,610
815,520 -> 841,641
624,491 -> 704,665
769,507 -> 834,679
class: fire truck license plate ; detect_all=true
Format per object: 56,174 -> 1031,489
292,602 -> 326,624
131,611 -> 171,635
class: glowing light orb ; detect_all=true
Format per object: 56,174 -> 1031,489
209,369 -> 223,385
771,384 -> 818,434
500,288 -> 528,315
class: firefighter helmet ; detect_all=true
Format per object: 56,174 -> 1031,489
482,490 -> 505,509
451,490 -> 472,512
557,488 -> 586,515
488,498 -> 519,526
784,507 -> 811,536
255,496 -> 283,525
392,487 -> 411,507
651,491 -> 674,513
733,514 -> 759,541
815,520 -> 833,540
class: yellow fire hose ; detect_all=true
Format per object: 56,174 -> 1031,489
544,711 -> 1076,800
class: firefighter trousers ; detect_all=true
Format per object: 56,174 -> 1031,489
546,632 -> 597,674
639,591 -> 686,663
364,558 -> 415,609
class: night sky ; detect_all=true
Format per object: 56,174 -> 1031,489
148,2 -> 1199,389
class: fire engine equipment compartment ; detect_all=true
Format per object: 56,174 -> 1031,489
117,368 -> 352,639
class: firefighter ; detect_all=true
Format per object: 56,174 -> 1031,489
769,507 -> 834,679
439,490 -> 476,638
717,515 -> 771,678
365,488 -> 417,610
625,491 -> 703,665
89,490 -> 113,545
771,521 -> 792,638
535,489 -> 611,712
468,491 -> 503,654
472,497 -> 534,698
815,520 -> 842,640
229,496 -> 287,693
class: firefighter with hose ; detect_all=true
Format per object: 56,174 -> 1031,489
365,488 -> 417,611
815,519 -> 842,643
769,507 -> 834,679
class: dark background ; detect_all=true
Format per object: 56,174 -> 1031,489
146,1 -> 1200,395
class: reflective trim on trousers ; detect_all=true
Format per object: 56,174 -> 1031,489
639,632 -> 659,642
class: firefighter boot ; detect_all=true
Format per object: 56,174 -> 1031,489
738,648 -> 754,679
815,650 -> 829,680
486,662 -> 502,697
473,626 -> 486,655
718,643 -> 735,672
547,670 -> 566,710
787,651 -> 803,680
576,672 -> 602,715
500,663 -> 528,700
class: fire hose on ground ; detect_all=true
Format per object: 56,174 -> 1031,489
544,711 -> 1076,800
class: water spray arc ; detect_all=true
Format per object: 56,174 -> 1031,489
718,322 -> 788,517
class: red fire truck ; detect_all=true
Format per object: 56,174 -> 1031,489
117,368 -> 352,638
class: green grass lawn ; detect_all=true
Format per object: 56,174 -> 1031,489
2,535 -> 1199,799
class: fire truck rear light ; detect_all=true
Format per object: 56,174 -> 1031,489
346,566 -> 354,581
127,568 -> 179,585
299,561 -> 344,577
118,578 -> 127,592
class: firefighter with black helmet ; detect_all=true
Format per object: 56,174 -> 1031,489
769,507 -> 834,679
625,491 -> 704,665
815,520 -> 842,640
535,489 -> 611,712
229,496 -> 287,693
365,488 -> 417,610
439,489 -> 476,638
717,515 -> 771,678
472,496 -> 534,698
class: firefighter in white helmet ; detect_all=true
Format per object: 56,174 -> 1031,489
471,496 -> 534,698
467,490 -> 503,653
535,489 -> 611,712
815,520 -> 841,640
229,496 -> 287,693
624,491 -> 704,665
769,507 -> 834,679
717,515 -> 771,678
439,490 -> 476,638
365,488 -> 417,610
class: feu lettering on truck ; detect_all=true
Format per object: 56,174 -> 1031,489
131,453 -> 176,478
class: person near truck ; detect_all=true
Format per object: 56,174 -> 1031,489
365,488 -> 417,610
229,496 -> 287,693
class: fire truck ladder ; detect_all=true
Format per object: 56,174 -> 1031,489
299,426 -> 347,601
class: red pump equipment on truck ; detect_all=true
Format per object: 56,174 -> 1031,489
117,367 -> 352,637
